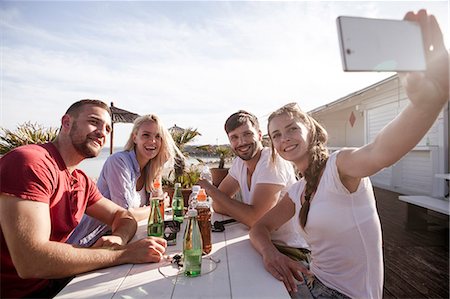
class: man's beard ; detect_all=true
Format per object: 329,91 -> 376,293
69,122 -> 101,158
234,142 -> 258,161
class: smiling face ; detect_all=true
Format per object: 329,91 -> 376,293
268,112 -> 310,168
227,120 -> 262,161
69,104 -> 111,158
133,120 -> 162,164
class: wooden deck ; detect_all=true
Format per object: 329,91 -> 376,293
374,187 -> 449,299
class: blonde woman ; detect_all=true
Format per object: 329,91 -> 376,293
250,10 -> 448,299
68,114 -> 182,247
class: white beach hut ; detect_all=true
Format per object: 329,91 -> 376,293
309,74 -> 449,199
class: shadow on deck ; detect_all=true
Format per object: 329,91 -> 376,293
374,187 -> 449,299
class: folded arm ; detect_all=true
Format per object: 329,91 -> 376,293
0,194 -> 166,279
200,175 -> 284,228
85,197 -> 137,247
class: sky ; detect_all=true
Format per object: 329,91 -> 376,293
1,1 -> 449,147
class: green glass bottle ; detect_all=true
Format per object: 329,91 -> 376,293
172,183 -> 184,223
147,197 -> 164,237
183,209 -> 202,277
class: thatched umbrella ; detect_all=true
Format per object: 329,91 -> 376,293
168,124 -> 185,134
110,102 -> 140,155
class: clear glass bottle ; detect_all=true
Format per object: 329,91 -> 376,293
195,188 -> 212,255
172,183 -> 184,223
188,185 -> 201,209
147,197 -> 164,237
200,165 -> 212,184
183,209 -> 202,277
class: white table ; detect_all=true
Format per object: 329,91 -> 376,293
435,173 -> 450,180
56,214 -> 290,299
435,173 -> 450,198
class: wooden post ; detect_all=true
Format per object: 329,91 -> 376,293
110,102 -> 114,155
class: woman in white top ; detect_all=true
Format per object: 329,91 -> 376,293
68,114 -> 182,247
250,10 -> 448,298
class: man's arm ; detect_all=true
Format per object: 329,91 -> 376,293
84,197 -> 138,247
0,194 -> 166,279
203,174 -> 240,215
199,175 -> 284,228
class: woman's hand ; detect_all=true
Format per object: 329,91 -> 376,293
400,10 -> 449,109
262,248 -> 310,294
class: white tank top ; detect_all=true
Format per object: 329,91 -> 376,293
287,151 -> 383,298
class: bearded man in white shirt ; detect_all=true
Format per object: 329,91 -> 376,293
199,110 -> 309,265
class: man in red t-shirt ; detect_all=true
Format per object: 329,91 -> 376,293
0,99 -> 167,298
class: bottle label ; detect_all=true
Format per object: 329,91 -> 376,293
173,210 -> 184,222
196,207 -> 212,254
148,223 -> 164,237
148,198 -> 164,237
172,196 -> 184,222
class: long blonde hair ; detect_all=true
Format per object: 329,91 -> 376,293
124,114 -> 182,193
268,102 -> 329,229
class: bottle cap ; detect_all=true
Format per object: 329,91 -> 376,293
187,209 -> 198,217
191,185 -> 201,192
153,179 -> 161,189
197,189 -> 207,201
174,183 -> 181,188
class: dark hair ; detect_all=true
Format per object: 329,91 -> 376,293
224,110 -> 260,134
65,99 -> 111,118
268,102 -> 329,229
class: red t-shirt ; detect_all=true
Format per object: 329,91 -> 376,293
0,143 -> 103,298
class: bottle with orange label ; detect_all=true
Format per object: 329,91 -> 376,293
151,178 -> 164,221
195,188 -> 212,255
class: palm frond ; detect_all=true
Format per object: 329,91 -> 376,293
0,122 -> 59,154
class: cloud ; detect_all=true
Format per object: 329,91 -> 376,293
1,1 -> 448,146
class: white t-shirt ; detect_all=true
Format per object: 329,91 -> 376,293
288,151 -> 383,299
229,147 -> 308,249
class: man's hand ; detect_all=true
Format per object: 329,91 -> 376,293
92,235 -> 126,249
198,178 -> 214,193
121,237 -> 167,264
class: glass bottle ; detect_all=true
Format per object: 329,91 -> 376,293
172,183 -> 184,223
148,197 -> 164,237
183,209 -> 202,277
188,185 -> 201,209
195,188 -> 212,254
151,178 -> 165,221
200,165 -> 212,184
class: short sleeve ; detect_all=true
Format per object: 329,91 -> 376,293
85,175 -> 103,207
0,146 -> 56,203
228,158 -> 241,181
254,150 -> 295,186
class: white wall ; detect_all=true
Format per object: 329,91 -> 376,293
366,96 -> 448,198
310,76 -> 449,198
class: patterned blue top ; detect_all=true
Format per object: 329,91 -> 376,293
67,149 -> 148,247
